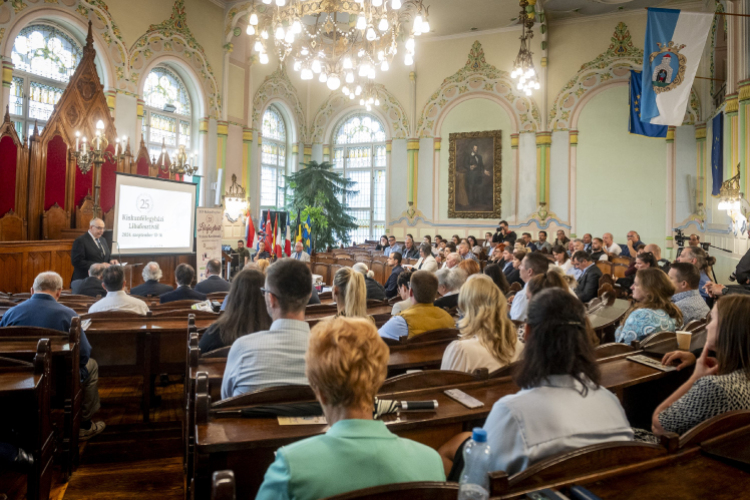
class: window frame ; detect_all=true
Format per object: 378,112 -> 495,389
260,104 -> 288,211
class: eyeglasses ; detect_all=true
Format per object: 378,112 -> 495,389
92,225 -> 105,230
259,287 -> 276,297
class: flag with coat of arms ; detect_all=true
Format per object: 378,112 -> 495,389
302,215 -> 312,254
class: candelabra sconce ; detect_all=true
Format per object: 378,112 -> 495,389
224,174 -> 248,221
169,144 -> 200,178
73,119 -> 121,219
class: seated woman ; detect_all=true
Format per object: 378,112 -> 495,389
375,235 -> 389,251
615,268 -> 682,345
199,269 -> 271,353
353,263 -> 386,301
331,267 -> 374,323
483,263 -> 510,295
653,295 -> 750,436
255,318 -> 445,499
441,275 -> 522,373
617,251 -> 656,290
458,258 -> 480,277
391,269 -> 413,315
438,289 -> 632,478
552,245 -> 573,275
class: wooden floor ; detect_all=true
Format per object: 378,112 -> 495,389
20,376 -> 185,500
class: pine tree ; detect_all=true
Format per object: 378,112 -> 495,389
284,161 -> 358,252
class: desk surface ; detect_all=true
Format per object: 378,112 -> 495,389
0,339 -> 71,355
0,370 -> 41,393
588,299 -> 630,331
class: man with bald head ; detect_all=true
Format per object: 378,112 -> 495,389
624,230 -> 645,258
644,243 -> 671,273
602,233 -> 622,256
71,218 -> 118,281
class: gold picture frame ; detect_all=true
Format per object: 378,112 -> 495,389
448,130 -> 502,219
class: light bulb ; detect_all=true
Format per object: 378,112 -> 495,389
275,0 -> 285,5
293,60 -> 302,71
96,120 -> 104,130
300,47 -> 309,55
526,67 -> 535,77
368,97 -> 374,104
391,0 -> 402,8
414,15 -> 423,28
534,82 -> 540,90
381,60 -> 389,71
356,15 -> 367,30
311,59 -> 321,73
379,18 -> 389,31
249,13 -> 258,25
292,20 -> 302,33
422,20 -> 430,33
246,25 -> 255,35
525,88 -> 532,96
373,0 -> 382,5
262,0 -> 271,3
516,82 -> 523,90
360,98 -> 365,105
261,30 -> 268,39
275,25 -> 285,39
366,104 -> 372,111
319,72 -> 328,83
254,40 -> 263,52
404,53 -> 414,65
355,85 -> 362,95
359,63 -> 369,76
368,67 -> 376,79
511,69 -> 518,78
366,27 -> 377,41
260,52 -> 269,64
349,93 -> 355,100
285,30 -> 295,43
343,57 -> 353,69
375,98 -> 380,105
346,72 -> 354,83
405,37 -> 415,52
377,50 -> 385,61
301,68 -> 313,80
343,86 -> 350,95
328,74 -> 340,90
358,48 -> 365,57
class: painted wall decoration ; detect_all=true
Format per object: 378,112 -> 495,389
448,130 -> 502,219
252,65 -> 306,143
416,41 -> 540,138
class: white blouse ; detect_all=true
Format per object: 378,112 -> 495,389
555,260 -> 574,274
440,337 -> 524,373
391,299 -> 412,316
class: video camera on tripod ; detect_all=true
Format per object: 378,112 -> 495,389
674,229 -> 710,257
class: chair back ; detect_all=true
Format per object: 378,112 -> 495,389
150,300 -> 201,311
660,410 -> 750,451
379,370 -> 484,394
594,342 -> 634,359
508,282 -> 522,294
313,263 -> 331,284
211,470 -> 236,500
684,318 -> 707,332
400,328 -> 460,346
596,261 -> 613,277
370,260 -> 386,285
79,310 -> 149,321
323,482 -> 459,500
150,309 -> 220,320
631,330 -> 675,350
212,384 -> 316,409
488,361 -> 518,379
206,292 -> 228,301
202,346 -> 231,358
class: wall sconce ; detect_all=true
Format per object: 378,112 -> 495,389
717,164 -> 745,213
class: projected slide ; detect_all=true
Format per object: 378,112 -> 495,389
112,173 -> 196,255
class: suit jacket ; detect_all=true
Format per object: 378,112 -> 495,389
71,232 -> 111,282
71,276 -> 106,298
131,280 -> 174,297
575,265 -> 603,304
434,293 -> 459,310
290,251 -> 311,262
159,286 -> 207,304
365,277 -> 387,301
415,255 -> 438,272
505,267 -> 523,286
402,246 -> 420,260
384,265 -> 404,299
194,275 -> 231,294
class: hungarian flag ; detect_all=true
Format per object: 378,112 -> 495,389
245,210 -> 255,247
264,211 -> 273,252
284,224 -> 292,256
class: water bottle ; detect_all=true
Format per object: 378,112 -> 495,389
458,428 -> 491,500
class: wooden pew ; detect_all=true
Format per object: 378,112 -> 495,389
0,339 -> 54,500
324,482 -> 460,499
211,470 -> 236,500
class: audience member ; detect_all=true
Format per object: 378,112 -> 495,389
401,234 -> 420,260
253,241 -> 272,261
88,266 -> 149,314
488,244 -> 504,264
159,264 -> 207,304
582,234 -> 593,252
379,271 -> 455,340
688,234 -> 700,247
375,235 -> 389,251
352,263 -> 386,301
415,243 -> 438,271
290,241 -> 311,262
384,252 -> 403,299
466,235 -> 482,254
510,253 -> 550,321
520,233 -> 537,252
71,262 -> 108,297
221,259 -> 312,399
668,263 -> 710,325
602,233 -> 622,256
644,244 -> 670,273
617,251 -> 657,289
553,229 -> 570,248
383,235 -> 401,256
535,231 -> 552,253
493,220 -> 517,246
451,234 -> 460,245
457,259 -> 480,277
653,295 -> 750,436
499,247 -> 514,274
572,251 -> 603,304
457,241 -> 478,262
195,259 -> 231,294
255,318 -> 445,499
391,269 -> 414,315
506,250 -> 526,285
571,239 -> 586,254
0,272 -> 105,440
434,268 -> 467,310
552,245 -> 573,275
332,268 -> 373,323
439,289 -> 632,479
130,262 -> 174,297
615,268 -> 682,344
483,263 -> 510,295
677,246 -> 715,301
199,269 -> 272,354
590,238 -> 607,262
624,230 -> 646,258
442,252 -> 460,270
255,258 -> 271,274
483,232 -> 493,249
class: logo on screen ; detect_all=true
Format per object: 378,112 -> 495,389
136,193 -> 154,214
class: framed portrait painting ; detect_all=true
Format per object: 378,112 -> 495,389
448,130 -> 502,219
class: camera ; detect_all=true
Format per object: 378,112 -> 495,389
674,229 -> 689,248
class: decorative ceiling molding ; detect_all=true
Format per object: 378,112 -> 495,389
252,65 -> 307,143
416,40 -> 541,137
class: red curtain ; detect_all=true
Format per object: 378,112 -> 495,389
136,156 -> 150,176
44,135 -> 67,210
0,136 -> 18,215
100,144 -> 117,214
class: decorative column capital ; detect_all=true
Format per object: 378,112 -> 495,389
242,127 -> 253,142
739,80 -> 750,102
407,138 -> 420,150
569,130 -> 579,145
2,60 -> 13,88
666,126 -> 676,143
434,137 -> 441,151
725,93 -> 739,114
510,133 -> 519,149
136,98 -> 145,119
535,131 -> 552,146
303,144 -> 312,156
694,123 -> 707,141
292,144 -> 299,154
385,140 -> 392,153
216,120 -> 229,137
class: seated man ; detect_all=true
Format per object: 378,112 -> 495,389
255,318 -> 445,499
582,233 -> 593,252
384,252 -> 404,299
442,252 -> 460,270
401,234 -> 420,260
572,251 -> 603,304
88,266 -> 149,314
0,272 -> 105,440
195,259 -> 231,294
669,262 -> 710,324
520,233 -> 537,252
221,259 -> 312,399
644,243 -> 671,273
535,230 -> 552,253
602,232 -> 622,256
130,262 -> 174,297
378,271 -> 455,340
383,235 -> 401,257
590,238 -> 608,262
290,241 -> 311,262
510,253 -> 550,321
623,230 -> 646,258
457,241 -> 478,262
71,263 -> 108,298
253,241 -> 272,262
159,264 -> 207,304
434,268 -> 467,310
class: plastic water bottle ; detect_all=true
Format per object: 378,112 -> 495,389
458,428 -> 491,500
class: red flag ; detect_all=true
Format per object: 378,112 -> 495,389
264,211 -> 273,252
245,210 -> 255,247
274,214 -> 282,258
284,224 -> 292,256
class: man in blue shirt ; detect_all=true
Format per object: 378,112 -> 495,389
622,230 -> 646,258
383,235 -> 402,257
0,272 -> 105,440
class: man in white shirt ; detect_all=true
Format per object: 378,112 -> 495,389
509,253 -> 550,321
602,233 -> 622,256
88,266 -> 149,315
290,241 -> 311,262
415,243 -> 438,272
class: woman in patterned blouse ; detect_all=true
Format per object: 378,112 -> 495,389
652,295 -> 750,436
615,268 -> 682,345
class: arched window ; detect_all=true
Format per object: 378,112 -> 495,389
9,23 -> 83,138
143,66 -> 193,162
333,113 -> 387,243
260,105 -> 287,209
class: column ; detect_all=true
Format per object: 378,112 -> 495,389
432,137 -> 441,220
1,59 -> 13,113
739,79 -> 750,197
568,130 -> 578,234
666,127 -> 676,250
242,127 -> 253,203
292,144 -> 299,171
407,138 -> 419,212
695,124 -> 707,218
726,93 -> 739,183
385,140 -> 392,229
136,98 -> 145,147
216,120 -> 228,195
511,133 -> 520,221
303,143 -> 312,165
105,90 -> 116,119
323,144 -> 330,163
535,131 -> 551,219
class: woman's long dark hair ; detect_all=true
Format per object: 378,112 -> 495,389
483,263 -> 510,294
515,288 -> 600,395
214,269 -> 272,346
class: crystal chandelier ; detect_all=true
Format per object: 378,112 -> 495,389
718,164 -> 743,212
246,0 -> 430,89
342,78 -> 381,110
510,0 -> 539,95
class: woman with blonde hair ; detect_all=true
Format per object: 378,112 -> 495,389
615,267 -> 682,344
441,275 -> 523,373
253,258 -> 271,274
332,267 -> 373,323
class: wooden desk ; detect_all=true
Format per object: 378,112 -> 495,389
304,305 -> 394,321
588,299 -> 630,343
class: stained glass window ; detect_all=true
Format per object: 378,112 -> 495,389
332,113 -> 387,243
260,105 -> 287,210
9,24 -> 81,139
143,67 -> 191,116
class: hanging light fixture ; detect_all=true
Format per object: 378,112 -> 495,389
511,0 -> 540,95
718,164 -> 744,213
244,0 -> 431,89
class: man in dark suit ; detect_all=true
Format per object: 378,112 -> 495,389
71,263 -> 108,298
71,218 -> 117,282
572,251 -> 603,304
384,252 -> 404,299
130,262 -> 174,297
159,264 -> 207,304
195,259 -> 231,295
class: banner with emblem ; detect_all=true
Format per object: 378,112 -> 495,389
629,70 -> 668,138
639,8 -> 712,126
196,207 -> 224,283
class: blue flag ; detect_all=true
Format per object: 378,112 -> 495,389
711,112 -> 723,196
302,215 -> 312,254
629,70 -> 667,138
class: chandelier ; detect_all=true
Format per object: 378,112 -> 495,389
246,0 -> 430,90
224,174 -> 249,220
170,144 -> 199,176
718,163 -> 743,212
342,78 -> 381,110
510,0 -> 539,95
